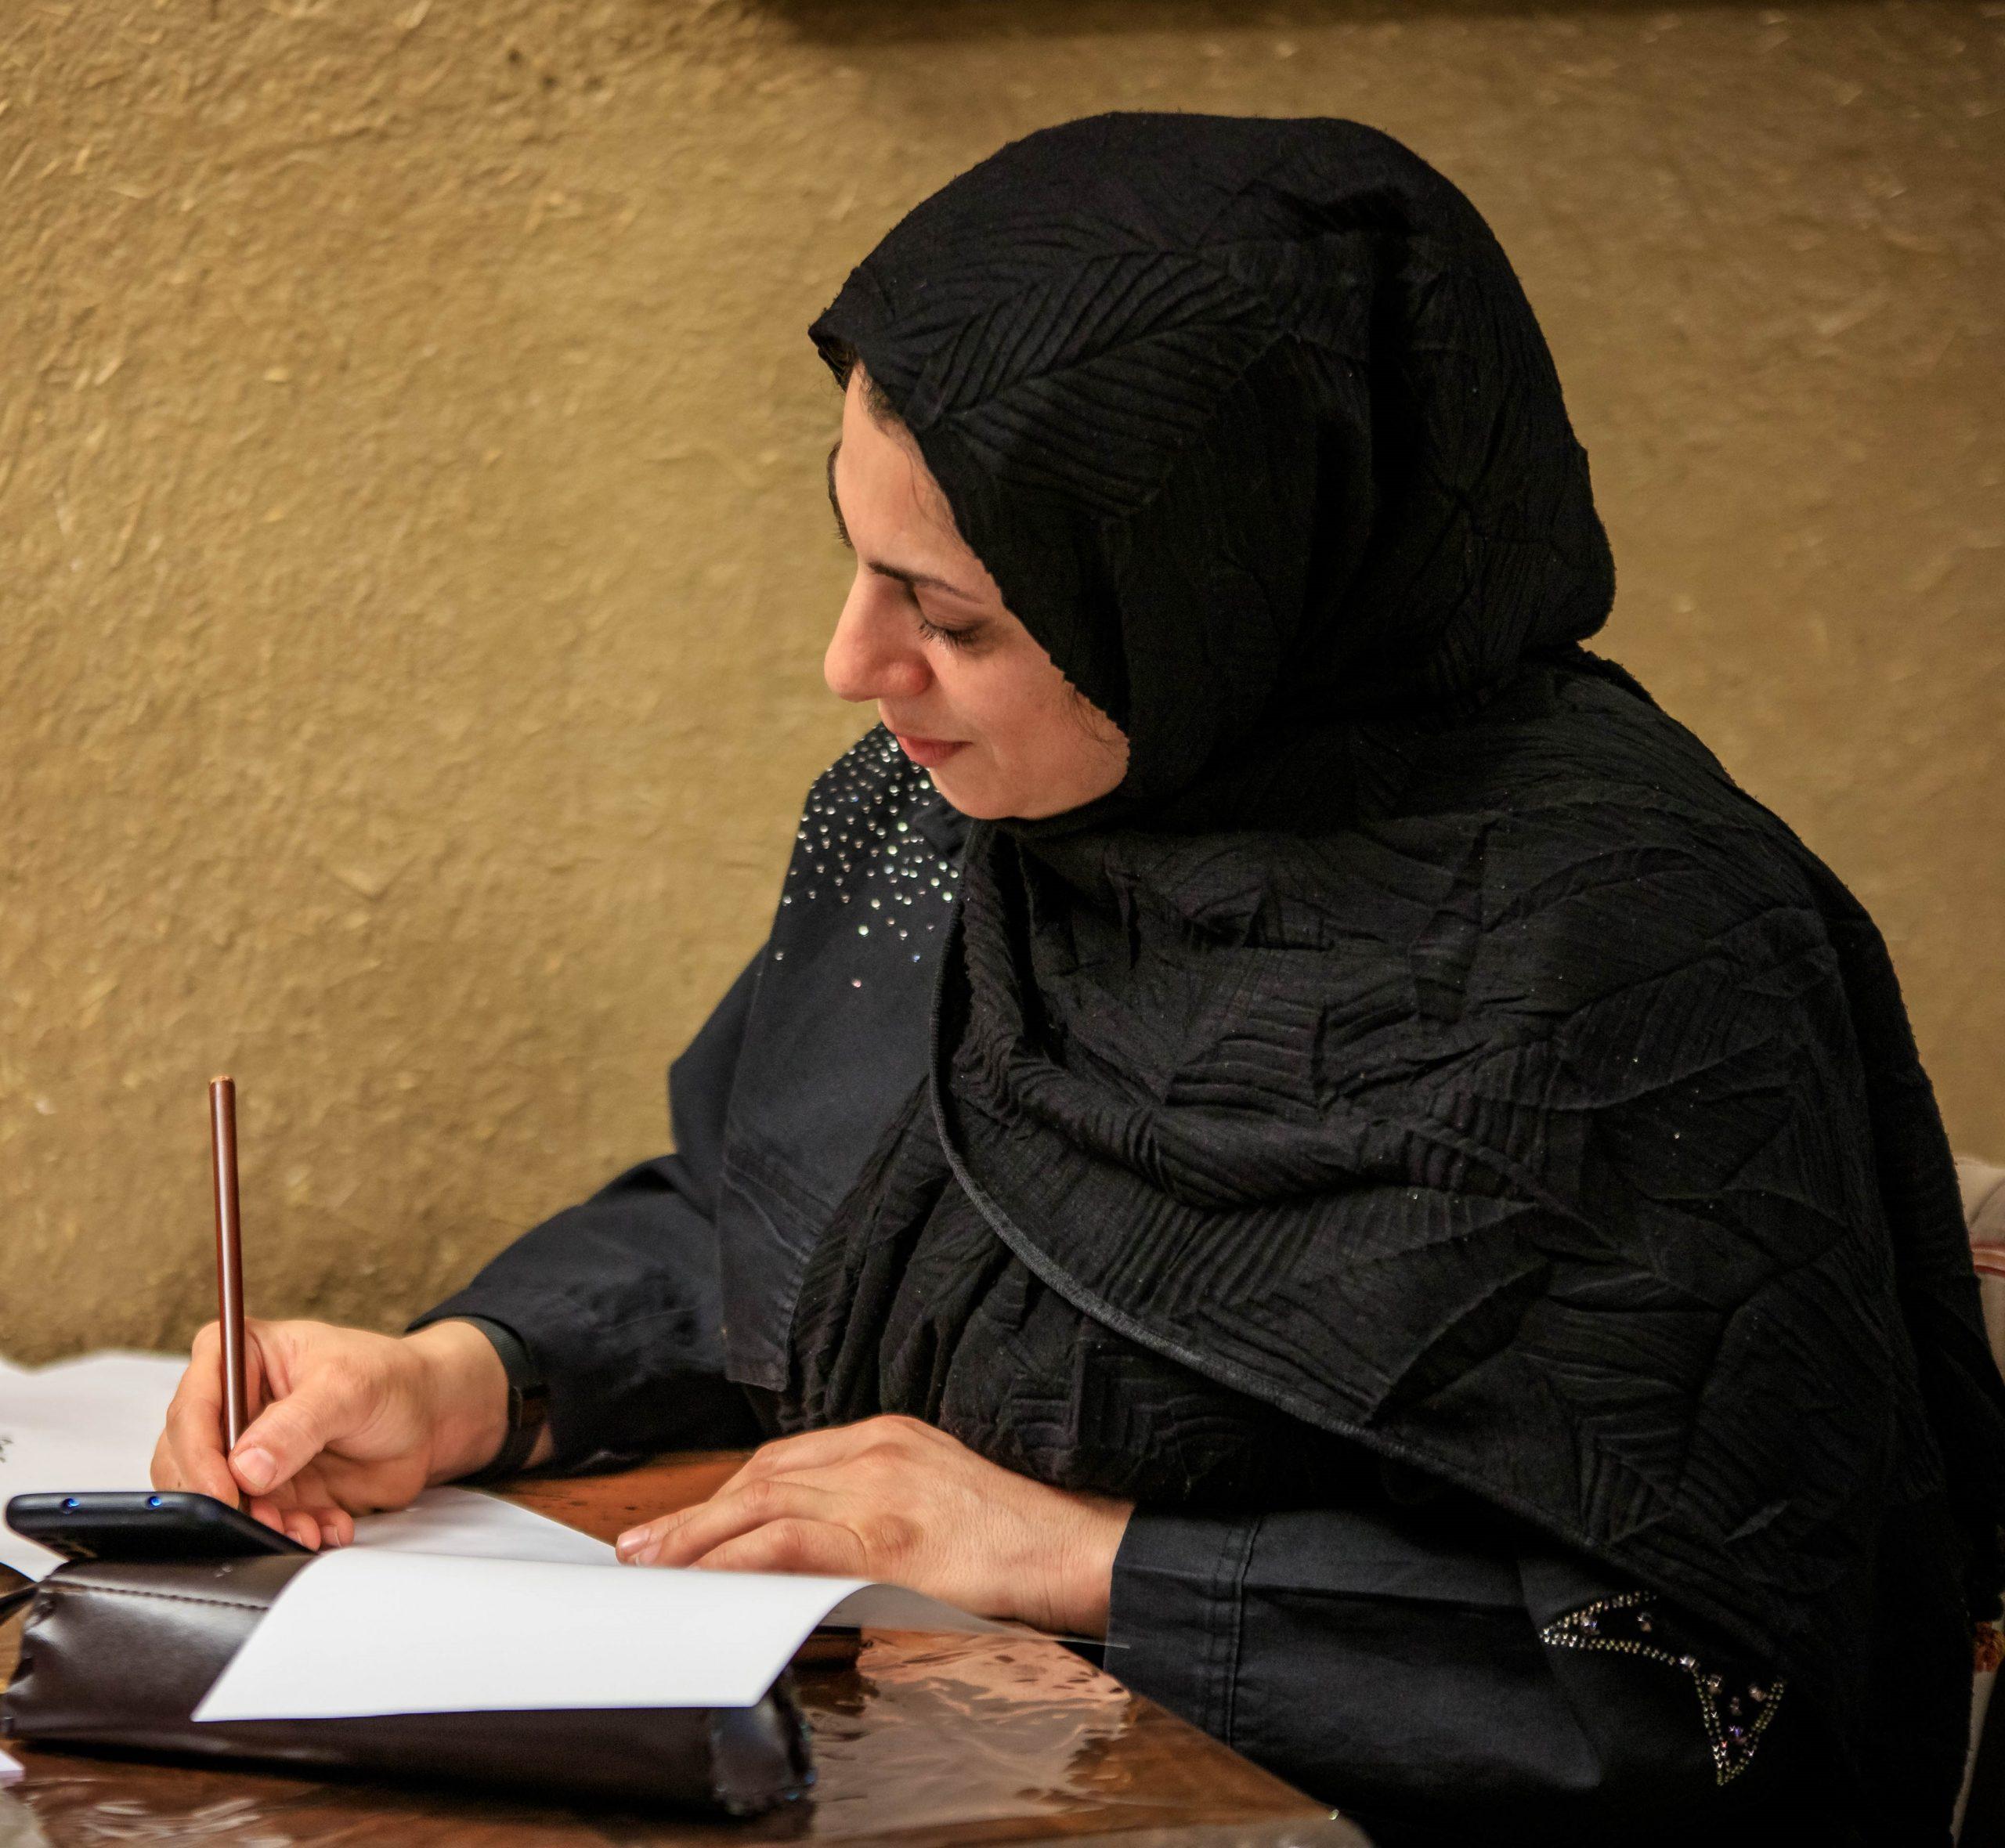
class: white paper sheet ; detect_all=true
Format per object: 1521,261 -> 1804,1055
0,1352 -> 186,1578
0,1351 -> 611,1576
6,1349 -> 1014,1725
347,1486 -> 614,1565
193,1547 -> 1006,1721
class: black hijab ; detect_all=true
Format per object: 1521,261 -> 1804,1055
800,111 -> 2005,1807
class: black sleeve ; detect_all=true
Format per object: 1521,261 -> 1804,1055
1105,1497 -> 1835,1848
409,949 -> 768,1471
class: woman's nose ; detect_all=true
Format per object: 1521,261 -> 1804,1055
824,581 -> 930,705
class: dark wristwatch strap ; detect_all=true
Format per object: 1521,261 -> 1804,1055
449,1316 -> 550,1484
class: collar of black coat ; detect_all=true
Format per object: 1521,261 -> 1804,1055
908,784 -> 969,860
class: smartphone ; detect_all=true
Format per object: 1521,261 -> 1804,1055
5,1490 -> 311,1563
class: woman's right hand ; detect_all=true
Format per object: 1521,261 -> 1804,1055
149,1318 -> 514,1549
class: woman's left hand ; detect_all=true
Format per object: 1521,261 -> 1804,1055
613,1415 -> 1133,1638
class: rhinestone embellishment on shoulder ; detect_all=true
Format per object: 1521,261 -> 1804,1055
779,728 -> 963,980
1539,1590 -> 1785,1785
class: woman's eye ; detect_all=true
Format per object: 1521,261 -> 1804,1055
915,609 -> 976,651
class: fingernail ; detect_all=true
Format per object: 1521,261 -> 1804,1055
233,1447 -> 273,1492
615,1529 -> 644,1560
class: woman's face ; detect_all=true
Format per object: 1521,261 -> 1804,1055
822,368 -> 1129,820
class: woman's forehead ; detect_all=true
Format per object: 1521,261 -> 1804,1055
834,391 -> 959,532
829,395 -> 992,602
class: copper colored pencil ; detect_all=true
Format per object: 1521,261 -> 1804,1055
209,1075 -> 249,1458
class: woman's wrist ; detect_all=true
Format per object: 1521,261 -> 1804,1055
405,1320 -> 513,1484
1049,1492 -> 1133,1638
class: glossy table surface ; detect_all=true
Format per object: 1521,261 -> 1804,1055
0,1453 -> 1363,1847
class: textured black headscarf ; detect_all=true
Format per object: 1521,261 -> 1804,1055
804,112 -> 2005,1825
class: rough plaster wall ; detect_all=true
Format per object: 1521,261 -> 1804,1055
2,0 -> 2000,1361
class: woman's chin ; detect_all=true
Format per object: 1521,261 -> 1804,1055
927,760 -> 1024,821
927,765 -> 995,818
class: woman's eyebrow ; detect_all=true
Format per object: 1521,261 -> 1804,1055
825,437 -> 983,603
825,439 -> 853,549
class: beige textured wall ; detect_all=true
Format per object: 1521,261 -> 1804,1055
3,1 -> 2000,1363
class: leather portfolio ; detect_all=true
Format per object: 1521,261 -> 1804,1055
0,1554 -> 815,1816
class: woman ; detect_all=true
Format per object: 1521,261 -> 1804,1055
154,114 -> 2005,1843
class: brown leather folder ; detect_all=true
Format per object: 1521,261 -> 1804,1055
0,1554 -> 815,1816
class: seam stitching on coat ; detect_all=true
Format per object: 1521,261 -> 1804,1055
45,1581 -> 274,1614
1212,1515 -> 1259,1748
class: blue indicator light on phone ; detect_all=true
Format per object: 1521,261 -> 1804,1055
148,1494 -> 164,1507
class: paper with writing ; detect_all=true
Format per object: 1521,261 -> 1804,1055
3,1352 -> 615,1575
346,1486 -> 615,1565
0,1355 -> 609,1571
0,1351 -> 189,1578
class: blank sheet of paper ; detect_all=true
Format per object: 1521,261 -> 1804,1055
5,1348 -> 1015,1722
193,1547 -> 1006,1720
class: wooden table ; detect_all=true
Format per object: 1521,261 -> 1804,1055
0,1455 -> 1363,1847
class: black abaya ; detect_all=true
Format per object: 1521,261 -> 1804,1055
421,112 -> 2005,1844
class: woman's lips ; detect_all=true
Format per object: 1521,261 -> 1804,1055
893,732 -> 967,770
